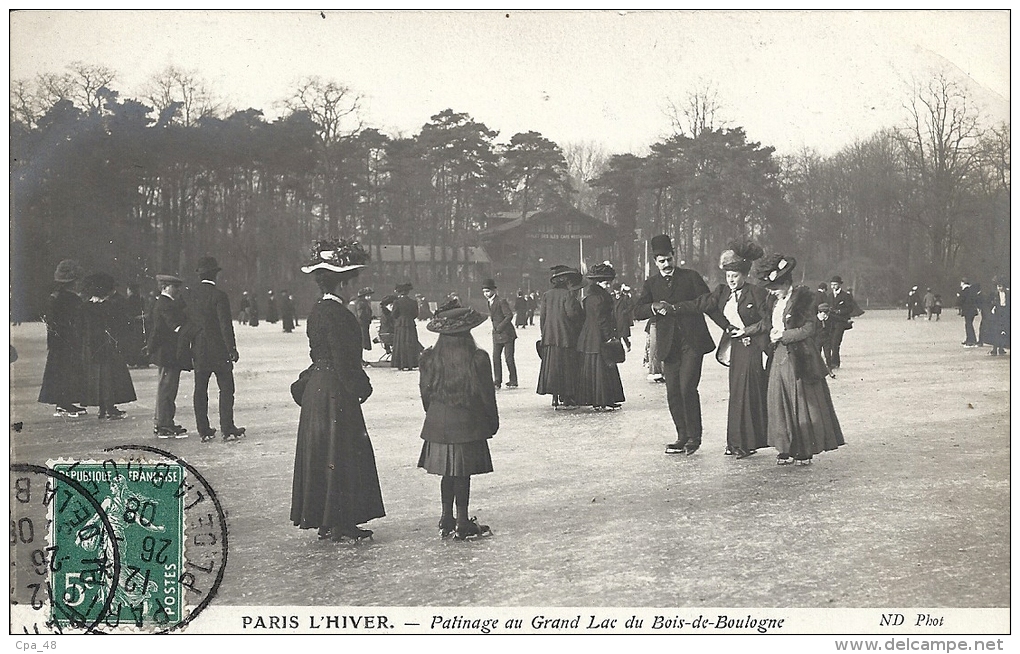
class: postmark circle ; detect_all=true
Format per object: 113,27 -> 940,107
10,463 -> 122,634
103,445 -> 229,634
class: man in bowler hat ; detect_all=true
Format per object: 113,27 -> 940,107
148,274 -> 190,438
186,256 -> 245,442
827,275 -> 858,370
482,279 -> 518,389
634,235 -> 715,455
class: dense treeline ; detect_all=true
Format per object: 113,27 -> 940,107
10,64 -> 1009,319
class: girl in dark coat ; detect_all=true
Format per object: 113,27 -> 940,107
418,298 -> 497,540
38,259 -> 88,416
745,254 -> 844,465
390,283 -> 421,370
291,239 -> 385,541
79,273 -> 137,419
674,242 -> 769,458
537,265 -> 583,408
988,277 -> 1010,356
576,263 -> 625,410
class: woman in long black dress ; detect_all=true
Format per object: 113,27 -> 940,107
79,273 -> 137,420
673,242 -> 769,458
537,265 -> 583,409
38,259 -> 88,417
747,254 -> 844,465
418,298 -> 497,540
390,282 -> 421,370
291,238 -> 385,541
576,263 -> 625,411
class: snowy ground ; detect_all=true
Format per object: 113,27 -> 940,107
9,309 -> 1010,608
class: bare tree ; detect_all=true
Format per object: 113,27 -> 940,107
10,78 -> 42,127
897,73 -> 982,273
562,139 -> 608,214
664,82 -> 726,137
144,65 -> 220,126
67,61 -> 117,114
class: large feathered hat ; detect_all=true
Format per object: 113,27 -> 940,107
300,238 -> 370,274
719,241 -> 764,274
426,298 -> 487,334
756,253 -> 797,286
585,261 -> 616,281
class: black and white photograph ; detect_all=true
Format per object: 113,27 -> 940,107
7,9 -> 1011,650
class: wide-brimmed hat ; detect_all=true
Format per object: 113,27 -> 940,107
357,287 -> 375,298
81,273 -> 116,298
650,234 -> 674,257
156,274 -> 184,285
426,298 -> 487,334
481,278 -> 497,290
53,259 -> 83,283
829,275 -> 844,284
394,282 -> 413,294
586,262 -> 616,281
757,254 -> 797,285
300,238 -> 370,274
196,256 -> 222,275
719,241 -> 764,273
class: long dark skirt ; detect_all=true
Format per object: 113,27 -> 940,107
727,338 -> 768,451
418,440 -> 493,476
283,315 -> 296,332
359,319 -> 372,351
81,352 -> 137,407
38,345 -> 84,406
536,345 -> 579,397
291,368 -> 386,531
576,352 -> 625,407
766,343 -> 844,458
391,323 -> 421,369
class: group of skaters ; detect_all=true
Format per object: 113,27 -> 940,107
37,257 -> 246,442
956,277 -> 1011,356
237,289 -> 299,332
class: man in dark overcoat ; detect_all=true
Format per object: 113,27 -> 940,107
38,259 -> 88,416
186,257 -> 245,442
958,278 -> 979,346
827,275 -> 859,370
147,274 -> 190,438
482,279 -> 518,389
353,287 -> 375,359
634,235 -> 714,455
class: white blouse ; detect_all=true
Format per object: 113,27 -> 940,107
723,288 -> 745,330
770,292 -> 790,343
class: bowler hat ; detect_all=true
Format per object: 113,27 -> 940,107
395,282 -> 413,294
53,259 -> 83,283
650,234 -> 674,257
426,298 -> 487,334
481,278 -> 497,290
830,275 -> 844,284
196,256 -> 222,275
357,287 -> 375,298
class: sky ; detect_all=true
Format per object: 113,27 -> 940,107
8,9 -> 1011,157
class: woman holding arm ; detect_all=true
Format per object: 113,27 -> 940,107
748,254 -> 844,465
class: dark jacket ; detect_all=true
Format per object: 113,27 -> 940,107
185,281 -> 237,369
306,297 -> 373,403
577,284 -> 617,354
418,347 -> 498,444
829,288 -> 859,326
391,295 -> 419,326
957,284 -> 979,317
747,285 -> 828,382
38,288 -> 85,405
487,294 -> 517,343
675,282 -> 767,348
147,293 -> 191,370
633,268 -> 715,360
540,287 -> 583,348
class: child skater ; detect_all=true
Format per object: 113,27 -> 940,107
417,298 -> 497,540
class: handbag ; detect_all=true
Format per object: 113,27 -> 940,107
290,365 -> 314,406
601,338 -> 626,365
535,339 -> 543,359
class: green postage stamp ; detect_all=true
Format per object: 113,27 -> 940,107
11,460 -> 187,632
